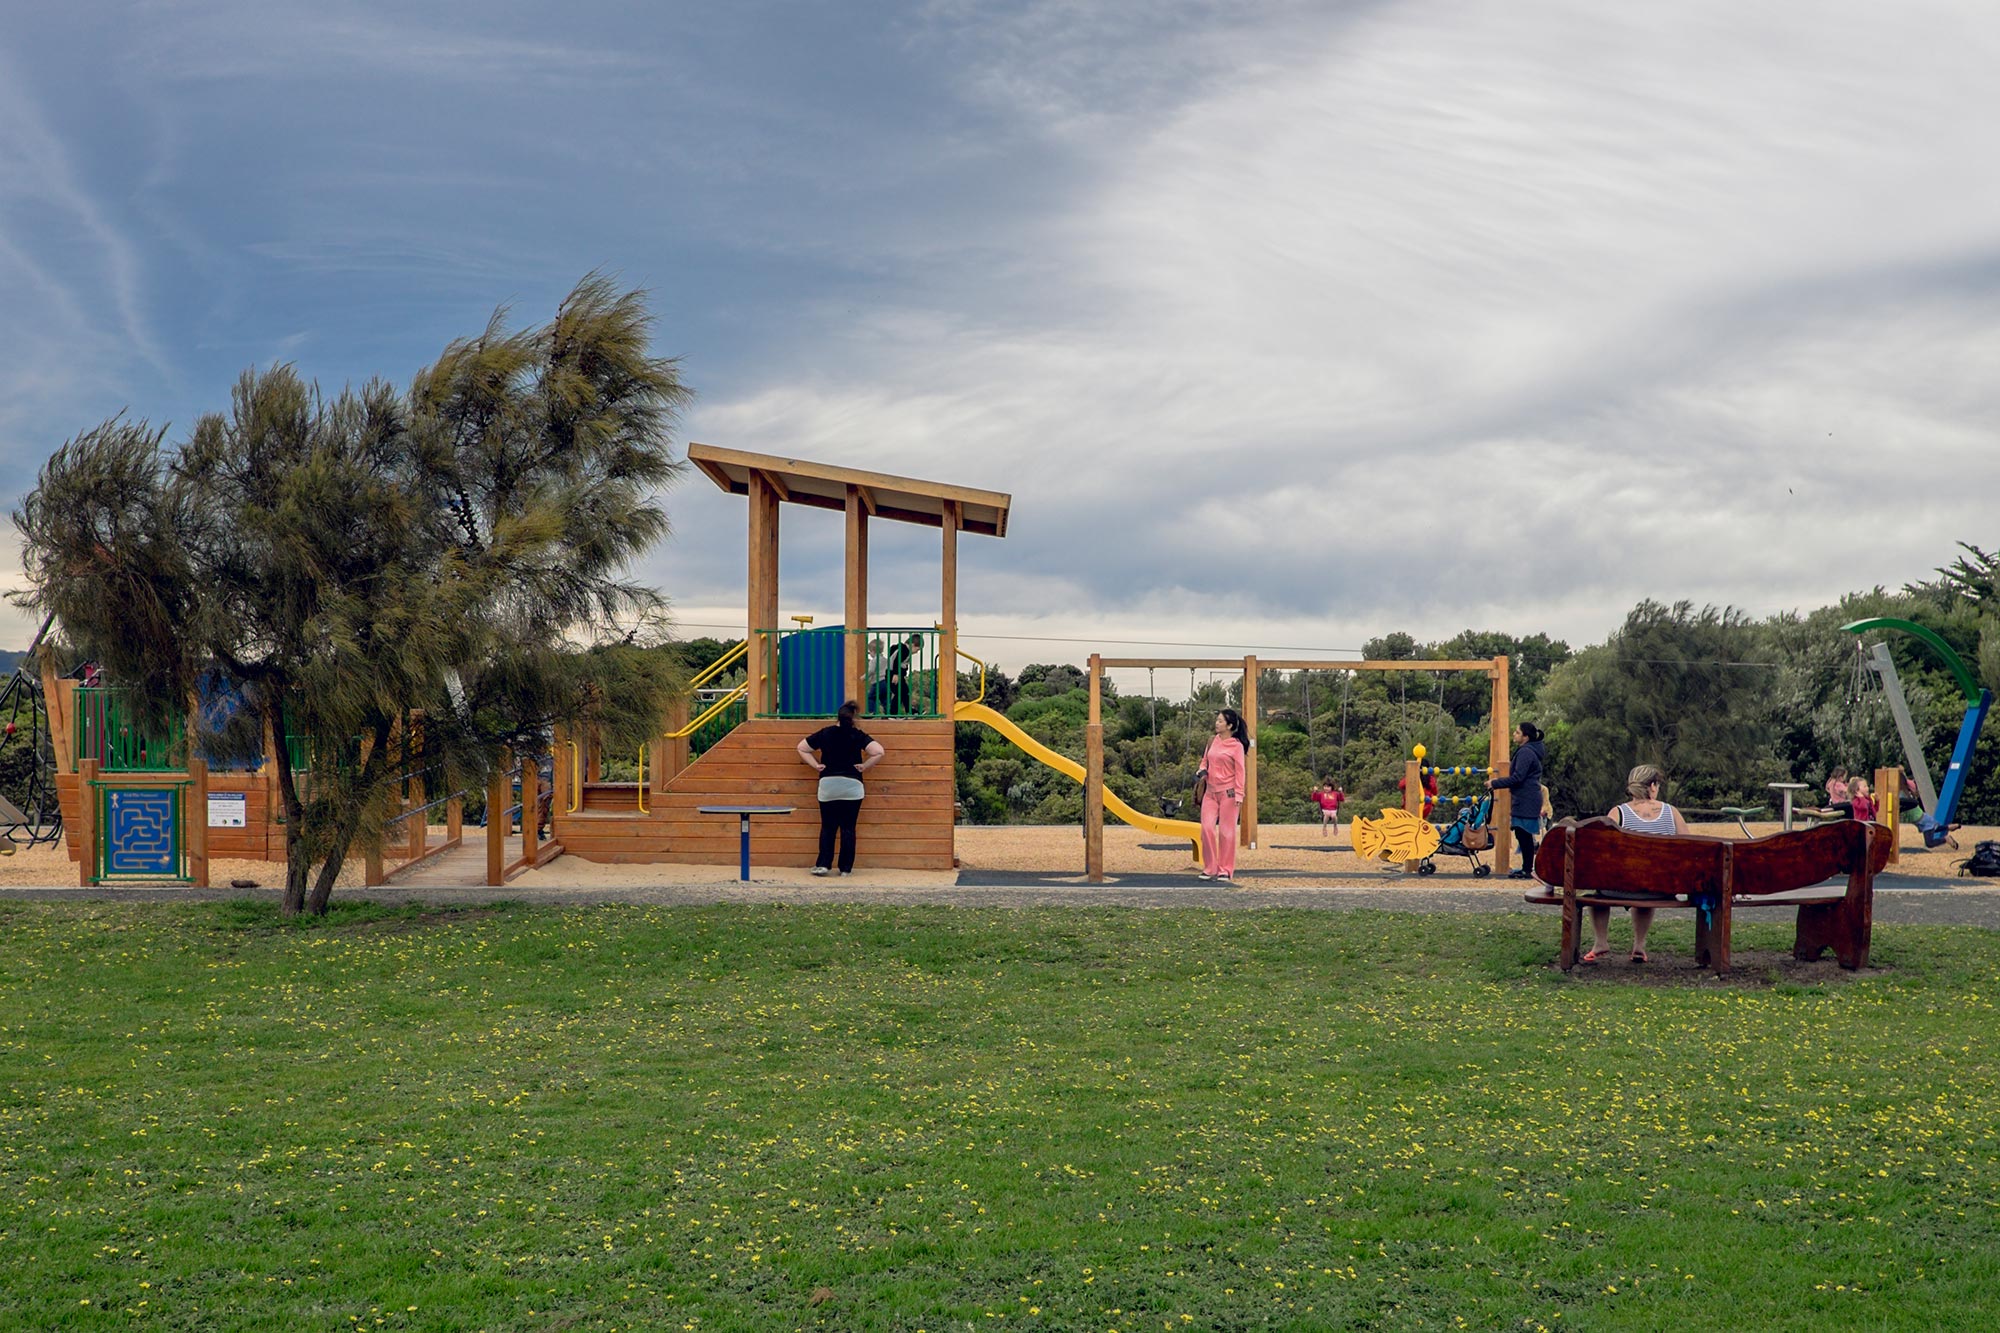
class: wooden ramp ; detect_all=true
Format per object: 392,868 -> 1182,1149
388,832 -> 530,887
555,718 -> 956,870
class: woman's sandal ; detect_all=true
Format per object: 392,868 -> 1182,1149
1579,948 -> 1609,965
1629,950 -> 1649,965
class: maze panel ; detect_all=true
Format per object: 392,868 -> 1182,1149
102,787 -> 181,879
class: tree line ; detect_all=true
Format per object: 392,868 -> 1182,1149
950,550 -> 2000,828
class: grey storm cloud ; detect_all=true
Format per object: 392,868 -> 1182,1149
2,0 -> 1997,656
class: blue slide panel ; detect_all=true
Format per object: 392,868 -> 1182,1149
1922,689 -> 1992,847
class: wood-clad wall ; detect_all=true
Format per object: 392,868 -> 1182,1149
555,718 -> 957,870
56,770 -> 286,863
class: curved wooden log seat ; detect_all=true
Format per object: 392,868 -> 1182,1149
1524,817 -> 1891,976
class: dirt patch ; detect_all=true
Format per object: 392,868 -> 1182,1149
1546,950 -> 1885,989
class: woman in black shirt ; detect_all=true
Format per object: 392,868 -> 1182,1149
797,700 -> 885,875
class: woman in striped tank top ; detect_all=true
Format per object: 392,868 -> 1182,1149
1583,764 -> 1691,965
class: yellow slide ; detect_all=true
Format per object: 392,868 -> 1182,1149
954,701 -> 1202,855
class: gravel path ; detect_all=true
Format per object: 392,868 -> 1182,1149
6,873 -> 2000,926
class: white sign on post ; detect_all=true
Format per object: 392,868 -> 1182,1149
207,793 -> 248,828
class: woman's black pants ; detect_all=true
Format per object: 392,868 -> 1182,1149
1513,825 -> 1537,871
818,798 -> 862,872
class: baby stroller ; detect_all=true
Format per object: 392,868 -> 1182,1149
1417,795 -> 1494,877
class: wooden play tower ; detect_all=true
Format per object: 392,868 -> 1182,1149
550,445 -> 1011,870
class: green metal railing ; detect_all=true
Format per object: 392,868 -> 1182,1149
74,688 -> 185,772
688,691 -> 747,755
752,626 -> 943,719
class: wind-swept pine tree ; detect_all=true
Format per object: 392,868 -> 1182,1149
15,276 -> 689,913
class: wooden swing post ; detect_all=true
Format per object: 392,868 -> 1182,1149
1085,654 -> 1105,883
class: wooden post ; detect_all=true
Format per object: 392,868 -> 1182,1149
407,769 -> 426,861
40,651 -> 73,776
940,499 -> 960,714
585,728 -> 602,785
1242,656 -> 1258,849
521,755 -> 541,867
486,748 -> 509,886
1875,765 -> 1901,866
845,484 -> 870,709
187,758 -> 209,888
747,470 -> 781,716
364,840 -> 384,887
551,725 -> 569,823
1489,655 -> 1512,875
1403,756 -> 1424,872
447,794 -> 463,843
263,710 -> 283,860
1085,654 -> 1105,882
650,729 -> 672,804
664,701 -> 690,780
77,758 -> 98,885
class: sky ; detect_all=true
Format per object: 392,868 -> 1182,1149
3,0 -> 1997,698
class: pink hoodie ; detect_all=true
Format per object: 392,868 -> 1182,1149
1202,737 -> 1246,800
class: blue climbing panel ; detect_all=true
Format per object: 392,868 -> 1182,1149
97,785 -> 186,881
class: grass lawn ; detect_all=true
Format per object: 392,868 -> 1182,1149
1,902 -> 1996,1331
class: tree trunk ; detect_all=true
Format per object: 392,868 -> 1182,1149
270,695 -> 312,916
304,716 -> 393,916
306,833 -> 347,916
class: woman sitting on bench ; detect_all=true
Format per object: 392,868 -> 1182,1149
1584,764 -> 1691,965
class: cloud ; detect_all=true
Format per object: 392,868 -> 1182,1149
3,0 -> 1998,662
666,0 -> 2000,652
0,55 -> 164,393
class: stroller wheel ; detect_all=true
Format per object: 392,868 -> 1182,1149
1417,861 -> 1437,876
1473,864 -> 1491,878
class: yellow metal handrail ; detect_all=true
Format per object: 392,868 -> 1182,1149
565,740 -> 581,814
637,744 -> 648,814
686,640 -> 748,691
956,646 -> 987,707
665,681 -> 749,739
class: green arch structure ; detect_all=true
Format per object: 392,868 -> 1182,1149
1842,617 -> 1982,704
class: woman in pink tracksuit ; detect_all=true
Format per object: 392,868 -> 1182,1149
1197,709 -> 1249,882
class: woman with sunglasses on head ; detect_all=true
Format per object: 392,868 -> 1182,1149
1583,763 -> 1692,965
1196,709 -> 1250,883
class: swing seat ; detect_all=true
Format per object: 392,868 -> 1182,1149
1719,805 -> 1765,838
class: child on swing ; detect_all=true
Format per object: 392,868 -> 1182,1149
1311,780 -> 1345,837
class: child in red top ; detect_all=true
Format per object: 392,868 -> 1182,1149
1849,777 -> 1877,823
1312,782 -> 1345,837
1397,770 -> 1438,818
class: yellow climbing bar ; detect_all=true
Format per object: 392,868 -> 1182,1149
955,646 -> 988,707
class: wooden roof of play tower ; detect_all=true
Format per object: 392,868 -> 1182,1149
687,443 -> 1011,536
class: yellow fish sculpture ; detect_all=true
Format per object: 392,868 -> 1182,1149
1350,807 -> 1443,863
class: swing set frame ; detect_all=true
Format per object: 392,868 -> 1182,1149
1079,652 -> 1515,882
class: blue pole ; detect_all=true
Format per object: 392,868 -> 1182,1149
739,814 -> 752,881
1923,690 -> 1992,847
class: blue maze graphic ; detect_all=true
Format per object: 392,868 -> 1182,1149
103,788 -> 180,878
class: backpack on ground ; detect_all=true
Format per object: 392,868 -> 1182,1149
1958,840 -> 2000,877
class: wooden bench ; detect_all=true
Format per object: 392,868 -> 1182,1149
1523,818 -> 1891,976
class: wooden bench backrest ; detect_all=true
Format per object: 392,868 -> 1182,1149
1534,820 -> 1726,899
1730,820 -> 1886,896
1534,818 -> 1887,898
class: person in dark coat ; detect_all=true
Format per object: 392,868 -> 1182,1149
1486,722 -> 1547,879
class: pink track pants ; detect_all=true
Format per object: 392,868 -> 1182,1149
1200,793 -> 1241,877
